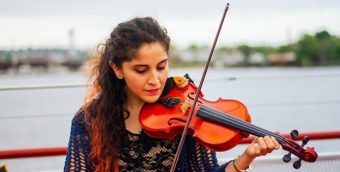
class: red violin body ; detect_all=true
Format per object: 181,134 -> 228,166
140,79 -> 251,151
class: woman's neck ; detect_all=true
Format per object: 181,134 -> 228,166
124,98 -> 145,134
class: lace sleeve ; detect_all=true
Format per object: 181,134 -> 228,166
64,110 -> 92,172
186,137 -> 229,172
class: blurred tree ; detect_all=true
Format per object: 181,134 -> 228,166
295,30 -> 340,66
295,34 -> 319,66
315,31 -> 331,65
333,37 -> 340,64
187,43 -> 199,53
277,44 -> 294,53
237,44 -> 252,65
253,46 -> 275,55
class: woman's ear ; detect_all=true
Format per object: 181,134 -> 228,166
109,60 -> 124,79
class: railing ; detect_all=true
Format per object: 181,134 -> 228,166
0,83 -> 85,160
1,83 -> 340,172
0,83 -> 85,91
1,130 -> 340,159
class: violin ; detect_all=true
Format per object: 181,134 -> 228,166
140,75 -> 318,169
141,3 -> 317,170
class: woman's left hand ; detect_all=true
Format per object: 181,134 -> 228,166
226,135 -> 280,172
245,135 -> 281,159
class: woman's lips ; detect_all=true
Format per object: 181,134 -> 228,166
145,88 -> 159,95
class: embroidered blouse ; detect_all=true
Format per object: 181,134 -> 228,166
63,109 -> 229,172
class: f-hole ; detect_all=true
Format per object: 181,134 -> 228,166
168,117 -> 187,126
188,91 -> 202,104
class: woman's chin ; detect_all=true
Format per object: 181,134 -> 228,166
143,95 -> 161,104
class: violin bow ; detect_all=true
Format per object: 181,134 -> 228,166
170,3 -> 230,172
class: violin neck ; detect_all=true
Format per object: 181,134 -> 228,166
197,105 -> 286,144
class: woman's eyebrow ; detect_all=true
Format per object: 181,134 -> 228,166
157,59 -> 168,65
133,59 -> 168,67
133,64 -> 148,68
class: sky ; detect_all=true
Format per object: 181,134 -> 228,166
0,0 -> 339,50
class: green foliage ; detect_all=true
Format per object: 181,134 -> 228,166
237,44 -> 252,65
186,43 -> 208,52
232,30 -> 340,66
237,45 -> 252,57
295,30 -> 340,66
277,44 -> 294,53
253,46 -> 276,55
295,34 -> 319,66
169,60 -> 205,68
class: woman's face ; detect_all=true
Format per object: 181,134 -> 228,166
111,42 -> 169,105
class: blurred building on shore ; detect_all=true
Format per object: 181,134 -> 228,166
0,29 -> 87,74
0,48 -> 87,74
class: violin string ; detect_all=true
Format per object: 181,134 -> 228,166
199,105 -> 291,145
198,106 -> 290,146
206,106 -> 298,148
198,105 -> 296,147
198,107 -> 308,160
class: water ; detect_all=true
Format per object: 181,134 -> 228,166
1,67 -> 340,171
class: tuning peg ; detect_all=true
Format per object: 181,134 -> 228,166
283,152 -> 292,162
290,129 -> 299,140
301,136 -> 309,147
293,159 -> 302,169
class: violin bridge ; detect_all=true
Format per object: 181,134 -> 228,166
181,98 -> 192,113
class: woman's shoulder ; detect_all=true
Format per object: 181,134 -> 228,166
72,108 -> 86,124
70,107 -> 91,134
72,101 -> 96,125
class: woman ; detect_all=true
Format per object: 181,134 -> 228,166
64,17 -> 280,172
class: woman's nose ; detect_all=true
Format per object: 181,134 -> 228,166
148,71 -> 160,85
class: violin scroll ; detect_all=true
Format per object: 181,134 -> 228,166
282,130 -> 318,169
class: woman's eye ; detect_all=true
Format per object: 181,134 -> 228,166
157,66 -> 165,70
135,69 -> 146,74
157,62 -> 167,71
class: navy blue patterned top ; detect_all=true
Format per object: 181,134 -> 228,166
63,109 -> 229,172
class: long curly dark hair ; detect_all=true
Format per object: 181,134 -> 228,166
83,17 -> 170,172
